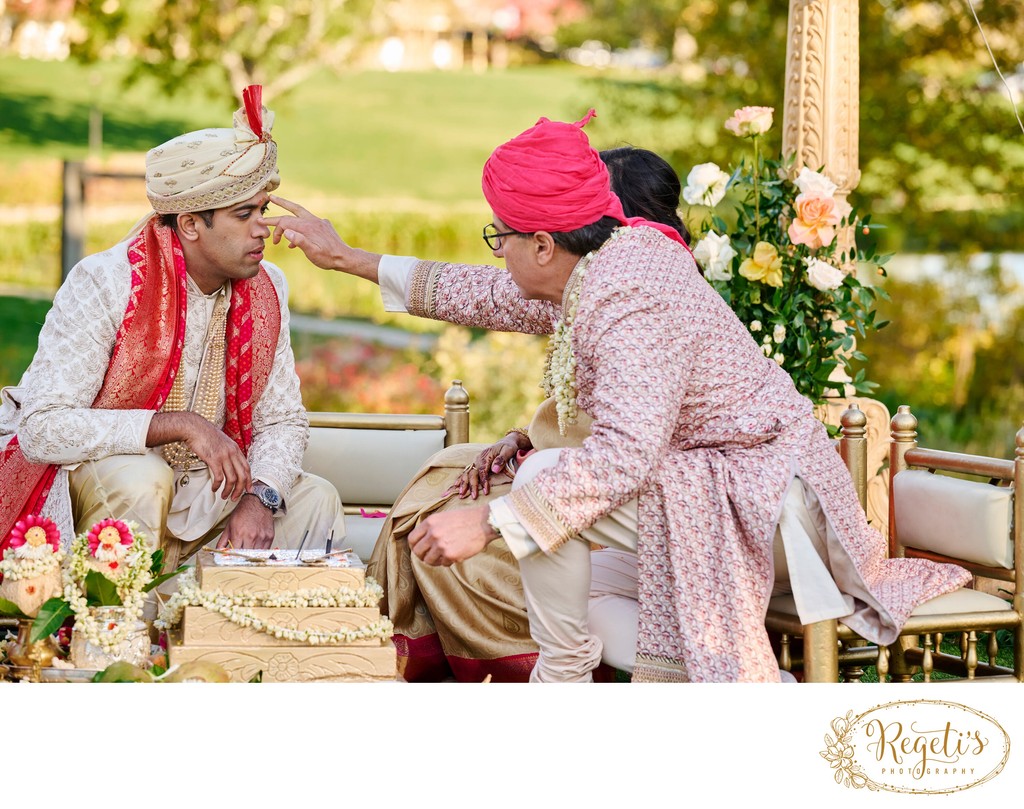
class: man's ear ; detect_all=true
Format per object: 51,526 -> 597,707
533,231 -> 557,265
176,212 -> 202,242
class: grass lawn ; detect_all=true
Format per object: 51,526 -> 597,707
0,56 -> 604,206
0,294 -> 51,387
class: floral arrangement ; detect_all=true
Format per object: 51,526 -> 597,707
683,105 -> 887,406
155,567 -> 393,645
0,515 -> 64,583
0,515 -> 65,618
60,518 -> 156,653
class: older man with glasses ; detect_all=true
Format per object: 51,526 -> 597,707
261,112 -> 969,683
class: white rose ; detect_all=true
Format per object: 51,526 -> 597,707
692,231 -> 737,281
773,324 -> 786,343
750,320 -> 762,332
683,162 -> 731,207
761,344 -> 773,357
774,353 -> 785,366
793,167 -> 838,198
806,258 -> 845,291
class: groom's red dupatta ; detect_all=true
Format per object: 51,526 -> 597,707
0,219 -> 280,557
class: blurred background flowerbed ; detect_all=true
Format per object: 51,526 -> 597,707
1,0 -> 1022,448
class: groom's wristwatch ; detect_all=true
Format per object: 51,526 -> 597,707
248,481 -> 284,515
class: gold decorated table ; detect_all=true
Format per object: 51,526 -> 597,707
164,550 -> 397,682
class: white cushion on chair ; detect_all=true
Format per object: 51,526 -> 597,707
894,470 -> 1014,569
303,427 -> 445,505
343,514 -> 388,563
910,589 -> 1012,616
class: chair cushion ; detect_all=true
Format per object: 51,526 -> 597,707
303,427 -> 445,505
894,469 -> 1013,569
343,513 -> 388,564
910,589 -> 1012,616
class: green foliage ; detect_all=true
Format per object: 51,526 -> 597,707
84,569 -> 122,607
571,0 -> 1022,254
30,597 -> 73,643
684,113 -> 887,405
0,597 -> 29,619
145,548 -> 186,593
860,252 -> 1024,458
70,0 -> 379,106
429,327 -> 549,442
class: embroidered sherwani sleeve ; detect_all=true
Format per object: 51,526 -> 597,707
405,260 -> 561,333
16,250 -> 154,464
506,241 -> 699,553
247,267 -> 308,501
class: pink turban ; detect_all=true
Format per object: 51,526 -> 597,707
481,110 -> 689,249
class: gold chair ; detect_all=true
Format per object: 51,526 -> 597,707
766,405 -> 1024,682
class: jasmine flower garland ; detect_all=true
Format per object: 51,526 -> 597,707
64,520 -> 154,654
541,229 -> 623,435
155,568 -> 393,645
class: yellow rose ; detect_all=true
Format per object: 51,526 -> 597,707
739,241 -> 784,287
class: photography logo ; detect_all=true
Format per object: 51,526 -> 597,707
820,699 -> 1009,794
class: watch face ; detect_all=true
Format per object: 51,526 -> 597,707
256,485 -> 281,509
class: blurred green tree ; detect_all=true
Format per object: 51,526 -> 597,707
70,0 -> 380,105
564,0 -> 1023,253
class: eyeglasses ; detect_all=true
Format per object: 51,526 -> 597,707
482,223 -> 522,251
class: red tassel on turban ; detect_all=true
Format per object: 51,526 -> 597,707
481,110 -> 689,250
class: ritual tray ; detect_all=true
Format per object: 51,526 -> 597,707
196,549 -> 367,595
1,665 -> 100,683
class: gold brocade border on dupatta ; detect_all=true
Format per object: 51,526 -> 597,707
506,483 -> 575,554
223,269 -> 280,454
0,218 -> 188,553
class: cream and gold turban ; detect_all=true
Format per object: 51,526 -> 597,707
145,86 -> 280,214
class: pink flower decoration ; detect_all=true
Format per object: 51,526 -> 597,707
724,106 -> 774,137
86,518 -> 134,560
6,514 -> 60,555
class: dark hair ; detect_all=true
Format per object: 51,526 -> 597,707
159,210 -> 216,230
600,146 -> 690,245
551,216 -> 619,256
546,147 -> 692,260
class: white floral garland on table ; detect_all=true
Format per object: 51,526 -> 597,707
64,520 -> 154,654
541,228 -> 626,435
154,568 -> 393,645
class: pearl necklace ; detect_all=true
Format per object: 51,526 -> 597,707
160,285 -> 228,486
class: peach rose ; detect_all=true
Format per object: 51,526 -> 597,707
788,194 -> 842,249
739,241 -> 783,287
724,106 -> 774,137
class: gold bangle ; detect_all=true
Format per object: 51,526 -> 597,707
505,426 -> 529,440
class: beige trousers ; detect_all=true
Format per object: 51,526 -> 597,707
515,449 -> 852,682
68,451 -> 345,571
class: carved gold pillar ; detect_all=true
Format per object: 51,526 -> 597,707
781,0 -> 860,206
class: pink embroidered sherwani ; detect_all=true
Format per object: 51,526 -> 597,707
401,226 -> 971,682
